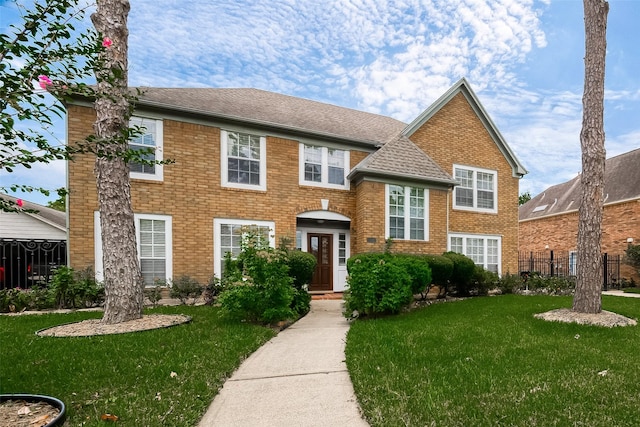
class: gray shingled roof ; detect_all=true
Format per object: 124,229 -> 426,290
0,193 -> 66,230
135,87 -> 406,147
348,134 -> 456,187
519,147 -> 640,220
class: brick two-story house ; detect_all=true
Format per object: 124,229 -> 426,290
519,148 -> 640,282
66,78 -> 526,292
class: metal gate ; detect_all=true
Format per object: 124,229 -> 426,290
0,239 -> 67,289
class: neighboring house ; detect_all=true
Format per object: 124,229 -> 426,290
519,148 -> 640,282
0,194 -> 67,288
67,78 -> 526,292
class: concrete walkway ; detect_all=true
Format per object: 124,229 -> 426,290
198,300 -> 369,427
602,289 -> 640,298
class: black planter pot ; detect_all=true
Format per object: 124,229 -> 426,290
0,394 -> 66,426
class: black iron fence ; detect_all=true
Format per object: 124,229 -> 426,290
0,239 -> 67,289
518,251 -> 621,289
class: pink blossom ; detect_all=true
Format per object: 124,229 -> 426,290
38,75 -> 52,90
102,37 -> 113,48
16,199 -> 23,208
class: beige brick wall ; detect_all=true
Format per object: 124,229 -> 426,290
68,105 -> 366,283
409,93 -> 521,274
68,91 -> 522,281
519,200 -> 640,281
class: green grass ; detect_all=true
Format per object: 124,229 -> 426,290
0,306 -> 275,426
346,295 -> 640,427
622,287 -> 640,294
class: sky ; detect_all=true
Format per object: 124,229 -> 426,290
2,0 -> 640,207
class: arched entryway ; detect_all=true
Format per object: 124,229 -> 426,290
296,210 -> 350,292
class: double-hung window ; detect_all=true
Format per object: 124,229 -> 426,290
453,165 -> 497,213
129,116 -> 163,181
94,213 -> 172,286
449,233 -> 500,273
213,219 -> 275,276
299,144 -> 349,189
221,130 -> 266,190
386,184 -> 429,241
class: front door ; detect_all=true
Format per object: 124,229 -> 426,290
308,233 -> 333,291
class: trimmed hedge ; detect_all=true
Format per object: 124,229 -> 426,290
443,251 -> 476,296
345,253 -> 433,316
287,250 -> 317,290
422,254 -> 453,286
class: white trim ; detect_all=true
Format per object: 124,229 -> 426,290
299,143 -> 350,190
385,184 -> 430,241
453,164 -> 498,214
129,116 -> 164,182
94,212 -> 173,285
213,218 -> 276,277
297,227 -> 350,292
448,232 -> 501,274
221,130 -> 267,191
297,210 -> 351,221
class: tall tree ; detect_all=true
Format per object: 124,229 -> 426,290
91,0 -> 144,324
573,0 -> 609,314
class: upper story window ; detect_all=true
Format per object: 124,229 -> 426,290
386,184 -> 429,241
129,116 -> 163,181
453,165 -> 497,213
299,144 -> 350,190
221,130 -> 267,191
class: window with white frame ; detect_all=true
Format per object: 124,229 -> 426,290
386,184 -> 429,241
213,219 -> 275,276
449,233 -> 501,273
129,116 -> 163,181
221,130 -> 266,190
338,233 -> 347,266
453,165 -> 497,213
299,144 -> 350,189
569,251 -> 577,276
94,213 -> 172,286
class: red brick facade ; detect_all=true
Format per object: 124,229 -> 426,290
519,200 -> 640,282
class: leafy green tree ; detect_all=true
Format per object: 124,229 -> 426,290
0,0 -> 99,212
519,191 -> 531,205
46,188 -> 67,211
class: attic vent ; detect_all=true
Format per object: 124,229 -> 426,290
532,205 -> 548,213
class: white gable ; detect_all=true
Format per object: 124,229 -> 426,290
0,211 -> 66,240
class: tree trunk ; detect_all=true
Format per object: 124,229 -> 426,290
573,0 -> 608,314
91,0 -> 144,324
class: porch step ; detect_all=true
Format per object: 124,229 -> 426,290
310,292 -> 344,300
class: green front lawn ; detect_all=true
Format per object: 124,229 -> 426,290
0,306 -> 274,426
346,295 -> 640,426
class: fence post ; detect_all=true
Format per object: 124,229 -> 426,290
603,252 -> 608,290
550,250 -> 554,277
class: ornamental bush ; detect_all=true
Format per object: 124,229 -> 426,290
170,275 -> 203,305
218,231 -> 296,324
442,252 -> 476,296
344,253 -> 413,317
391,254 -> 432,295
287,250 -> 317,290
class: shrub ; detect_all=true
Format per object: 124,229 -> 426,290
496,273 -> 522,294
203,276 -> 225,305
443,252 -> 476,296
287,250 -> 317,290
291,288 -> 311,316
392,254 -> 432,295
344,253 -> 413,317
170,275 -> 203,305
49,266 -> 104,309
471,266 -> 500,296
145,280 -> 164,307
422,255 -> 453,286
218,231 -> 296,324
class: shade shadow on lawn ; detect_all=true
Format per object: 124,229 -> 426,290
0,305 -> 275,426
346,294 -> 640,427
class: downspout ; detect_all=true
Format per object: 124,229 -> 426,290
65,112 -> 70,268
446,191 -> 450,249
